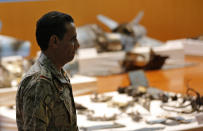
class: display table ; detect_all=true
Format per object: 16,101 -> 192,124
75,92 -> 203,131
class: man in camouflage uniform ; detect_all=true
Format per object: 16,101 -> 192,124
16,11 -> 80,130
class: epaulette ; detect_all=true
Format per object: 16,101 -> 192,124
39,75 -> 51,82
39,68 -> 52,82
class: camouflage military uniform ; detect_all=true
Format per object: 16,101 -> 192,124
16,53 -> 78,131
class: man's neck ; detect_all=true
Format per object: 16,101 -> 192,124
43,51 -> 62,71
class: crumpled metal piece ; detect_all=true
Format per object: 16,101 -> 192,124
90,93 -> 112,103
87,114 -> 117,121
122,49 -> 168,71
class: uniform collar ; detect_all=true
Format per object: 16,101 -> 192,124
38,52 -> 69,84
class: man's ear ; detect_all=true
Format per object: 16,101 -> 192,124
49,35 -> 58,48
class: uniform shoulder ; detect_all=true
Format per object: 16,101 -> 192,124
23,61 -> 53,83
19,73 -> 54,99
18,63 -> 54,96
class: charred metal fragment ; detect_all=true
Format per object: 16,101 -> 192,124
108,100 -> 134,111
161,82 -> 203,113
75,103 -> 88,111
171,95 -> 178,101
128,112 -> 142,122
90,93 -> 112,102
77,109 -> 94,115
87,114 -> 117,121
139,97 -> 151,111
122,49 -> 168,71
160,94 -> 169,103
117,86 -> 127,94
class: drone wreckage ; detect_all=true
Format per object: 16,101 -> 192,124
72,11 -> 170,76
0,11 -> 169,87
76,71 -> 203,130
0,35 -> 32,88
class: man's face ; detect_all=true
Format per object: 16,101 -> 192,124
56,22 -> 79,64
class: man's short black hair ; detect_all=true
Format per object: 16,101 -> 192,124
36,11 -> 74,51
